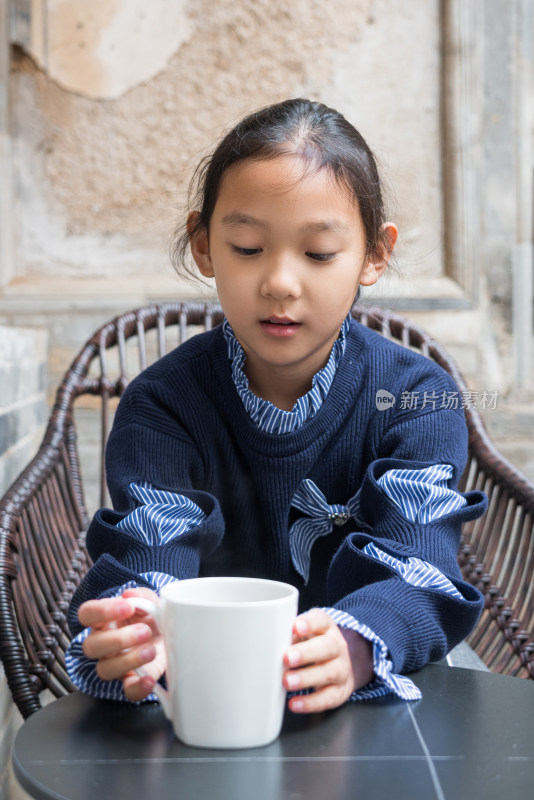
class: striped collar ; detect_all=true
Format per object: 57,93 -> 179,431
223,316 -> 350,434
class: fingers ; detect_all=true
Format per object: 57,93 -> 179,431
122,587 -> 159,602
283,611 -> 359,714
96,641 -> 157,682
78,589 -> 160,631
288,685 -> 349,715
82,622 -> 153,661
284,659 -> 345,692
284,635 -> 340,672
78,592 -> 165,701
78,597 -> 133,629
123,671 -> 157,702
86,621 -> 165,697
284,611 -> 342,669
82,619 -> 158,685
291,609 -> 334,642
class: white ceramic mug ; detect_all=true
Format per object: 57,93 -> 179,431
126,577 -> 299,749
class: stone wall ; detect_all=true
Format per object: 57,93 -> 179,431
0,324 -> 47,800
1,3 -> 532,429
8,0 -> 443,284
2,0 -> 531,400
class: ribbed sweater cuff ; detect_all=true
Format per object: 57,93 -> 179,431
335,594 -> 421,672
334,579 -> 481,673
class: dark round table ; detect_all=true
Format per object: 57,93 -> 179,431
12,662 -> 534,800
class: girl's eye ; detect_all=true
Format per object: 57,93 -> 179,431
232,246 -> 262,256
306,252 -> 336,262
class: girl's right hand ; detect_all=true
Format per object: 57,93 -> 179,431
78,587 -> 166,702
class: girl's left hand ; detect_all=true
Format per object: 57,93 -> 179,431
282,609 -> 375,714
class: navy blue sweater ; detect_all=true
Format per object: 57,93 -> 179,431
69,319 -> 487,675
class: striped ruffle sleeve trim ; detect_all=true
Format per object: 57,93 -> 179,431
363,543 -> 464,600
318,607 -> 422,702
116,481 -> 206,544
66,571 -> 178,702
377,464 -> 466,523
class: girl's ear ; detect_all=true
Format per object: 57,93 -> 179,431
359,222 -> 398,286
187,211 -> 214,278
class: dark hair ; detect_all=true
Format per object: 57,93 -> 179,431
171,98 -> 390,280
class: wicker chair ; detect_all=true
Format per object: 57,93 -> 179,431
1,302 -> 533,719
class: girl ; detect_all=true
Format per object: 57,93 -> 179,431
67,99 -> 487,713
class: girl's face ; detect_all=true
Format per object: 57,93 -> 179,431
190,155 -> 395,407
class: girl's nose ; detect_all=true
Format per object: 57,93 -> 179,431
260,259 -> 301,301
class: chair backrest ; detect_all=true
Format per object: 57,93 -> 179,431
1,302 -> 533,718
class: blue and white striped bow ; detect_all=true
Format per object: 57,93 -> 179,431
289,479 -> 363,584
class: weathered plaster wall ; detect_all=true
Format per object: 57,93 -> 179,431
30,0 -> 193,100
9,0 -> 443,282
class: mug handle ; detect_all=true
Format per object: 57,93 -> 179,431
121,596 -> 173,719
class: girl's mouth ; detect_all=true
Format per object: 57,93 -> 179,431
260,317 -> 301,337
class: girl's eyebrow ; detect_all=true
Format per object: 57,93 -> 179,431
302,220 -> 349,233
221,212 -> 267,228
221,213 -> 348,233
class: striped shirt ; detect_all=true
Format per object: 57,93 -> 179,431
224,316 -> 350,434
